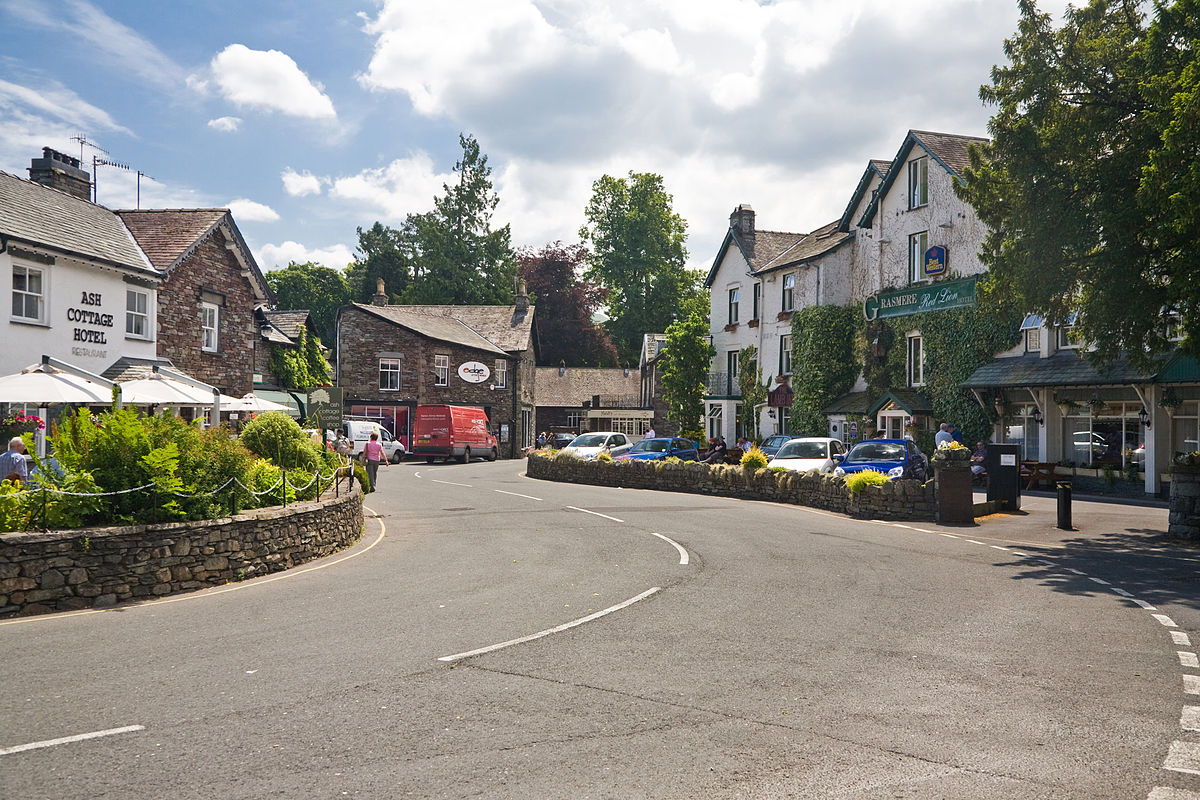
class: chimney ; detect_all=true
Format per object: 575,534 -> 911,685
515,277 -> 529,312
29,147 -> 92,201
729,203 -> 755,258
372,277 -> 388,306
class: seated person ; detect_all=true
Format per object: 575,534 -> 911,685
705,436 -> 728,464
971,441 -> 987,477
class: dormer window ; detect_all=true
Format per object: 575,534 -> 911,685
1056,311 -> 1080,350
782,274 -> 795,311
908,157 -> 928,209
1019,313 -> 1043,354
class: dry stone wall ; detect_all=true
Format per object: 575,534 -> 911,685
1170,467 -> 1200,540
526,454 -> 935,521
0,486 -> 363,617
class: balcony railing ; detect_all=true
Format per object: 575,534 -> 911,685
583,394 -> 645,409
705,372 -> 741,397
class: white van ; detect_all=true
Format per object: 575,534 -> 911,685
342,420 -> 405,463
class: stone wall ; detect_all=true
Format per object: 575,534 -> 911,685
527,454 -> 935,520
1170,467 -> 1200,539
0,485 -> 364,617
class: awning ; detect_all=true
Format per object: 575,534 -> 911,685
866,390 -> 933,418
962,352 -> 1155,390
248,389 -> 303,417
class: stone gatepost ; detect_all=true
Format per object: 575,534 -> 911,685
935,466 -> 975,525
1169,466 -> 1200,539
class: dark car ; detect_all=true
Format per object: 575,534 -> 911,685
833,438 -> 928,481
758,434 -> 794,458
614,437 -> 700,462
550,433 -> 576,449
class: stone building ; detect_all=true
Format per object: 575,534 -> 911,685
117,209 -> 273,397
535,364 -> 646,437
335,285 -> 536,457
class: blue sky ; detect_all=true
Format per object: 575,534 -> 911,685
0,0 -> 1069,276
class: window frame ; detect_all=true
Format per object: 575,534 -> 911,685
200,302 -> 219,353
728,287 -> 740,324
782,274 -> 795,312
908,157 -> 928,209
494,358 -> 508,389
726,350 -> 739,395
125,288 -> 151,339
908,231 -> 929,284
751,283 -> 760,320
907,333 -> 924,387
779,333 -> 792,376
434,354 -> 450,386
379,357 -> 401,391
11,263 -> 46,324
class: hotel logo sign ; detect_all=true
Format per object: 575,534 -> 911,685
863,276 -> 978,321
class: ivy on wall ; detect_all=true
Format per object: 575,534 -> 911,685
788,305 -> 859,434
269,327 -> 333,390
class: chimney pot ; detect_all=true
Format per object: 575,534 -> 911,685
28,146 -> 92,201
730,204 -> 755,258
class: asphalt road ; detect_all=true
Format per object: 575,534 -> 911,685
3,458 -> 1199,799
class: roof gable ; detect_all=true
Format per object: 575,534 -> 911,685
837,160 -> 890,233
857,130 -> 989,229
348,303 -> 535,355
753,220 -> 853,274
534,367 -> 640,406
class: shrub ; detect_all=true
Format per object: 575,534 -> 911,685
553,449 -> 579,462
596,451 -> 614,463
661,455 -> 681,464
740,445 -> 768,471
240,412 -> 310,469
767,466 -> 789,474
845,469 -> 889,494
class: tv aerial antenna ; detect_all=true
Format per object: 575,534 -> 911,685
69,134 -> 150,206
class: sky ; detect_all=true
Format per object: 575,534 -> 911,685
0,0 -> 1071,278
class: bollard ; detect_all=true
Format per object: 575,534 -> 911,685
1056,481 -> 1072,530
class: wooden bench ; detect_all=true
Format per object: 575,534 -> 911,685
1022,461 -> 1058,490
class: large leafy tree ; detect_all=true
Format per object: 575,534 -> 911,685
660,312 -> 716,440
958,0 -> 1200,365
579,172 -> 700,363
344,221 -> 415,305
517,242 -> 618,366
264,261 -> 352,345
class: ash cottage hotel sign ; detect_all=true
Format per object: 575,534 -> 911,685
863,276 -> 977,321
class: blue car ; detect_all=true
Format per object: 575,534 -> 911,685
833,438 -> 928,481
757,434 -> 793,458
614,437 -> 700,462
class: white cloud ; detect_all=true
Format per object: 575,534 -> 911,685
0,78 -> 132,136
281,167 -> 324,197
329,153 -> 454,221
210,44 -> 337,120
257,241 -> 354,271
207,116 -> 241,133
226,198 -> 280,222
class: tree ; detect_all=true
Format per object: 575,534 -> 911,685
789,305 -> 858,435
404,133 -> 517,305
660,312 -> 715,440
737,345 -> 766,440
264,261 -> 351,345
517,242 -> 618,366
958,0 -> 1200,365
344,221 -> 415,305
579,172 -> 700,363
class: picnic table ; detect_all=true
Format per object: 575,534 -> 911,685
1021,461 -> 1058,490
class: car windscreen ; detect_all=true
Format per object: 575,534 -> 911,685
777,441 -> 828,459
845,442 -> 905,462
764,435 -> 791,447
630,439 -> 668,453
570,434 -> 608,447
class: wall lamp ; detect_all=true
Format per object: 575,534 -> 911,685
1032,407 -> 1044,426
1139,407 -> 1151,429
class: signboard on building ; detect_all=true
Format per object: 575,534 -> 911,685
458,361 -> 491,383
307,387 -> 343,430
923,245 -> 947,278
863,275 -> 977,321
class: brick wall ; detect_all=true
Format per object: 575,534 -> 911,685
0,484 -> 363,617
158,227 -> 257,395
338,306 -> 531,457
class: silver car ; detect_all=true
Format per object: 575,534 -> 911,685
561,431 -> 634,459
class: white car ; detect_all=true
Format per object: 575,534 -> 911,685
768,436 -> 845,473
561,431 -> 634,459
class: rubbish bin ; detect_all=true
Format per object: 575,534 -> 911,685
985,443 -> 1022,511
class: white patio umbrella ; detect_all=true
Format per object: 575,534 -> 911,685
231,393 -> 292,413
0,359 -> 115,405
119,374 -> 216,406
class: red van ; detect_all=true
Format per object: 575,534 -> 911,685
412,404 -> 499,463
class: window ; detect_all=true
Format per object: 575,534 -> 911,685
494,359 -> 507,389
1057,325 -> 1079,350
201,302 -> 219,352
907,333 -> 924,386
12,264 -> 45,322
1025,328 -> 1041,353
379,357 -> 401,391
566,411 -> 585,430
908,157 -> 928,209
779,334 -> 792,375
434,354 -> 449,386
908,231 -> 929,283
782,274 -> 795,311
728,287 -> 740,324
707,404 -> 723,440
752,284 -> 760,319
126,289 -> 150,338
726,350 -> 739,395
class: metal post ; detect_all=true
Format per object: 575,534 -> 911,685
151,488 -> 158,524
1056,481 -> 1072,530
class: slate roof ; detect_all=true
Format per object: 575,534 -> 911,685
752,220 -> 853,275
706,220 -> 853,287
101,356 -> 177,382
822,390 -> 871,415
350,304 -> 511,356
961,352 -> 1155,389
398,304 -> 535,353
262,310 -> 311,342
535,367 -> 640,407
837,159 -> 892,233
867,389 -> 933,417
0,171 -> 157,276
117,209 -> 273,303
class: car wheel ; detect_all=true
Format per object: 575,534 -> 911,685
489,447 -> 498,461
460,446 -> 471,464
426,456 -> 437,464
391,450 -> 404,464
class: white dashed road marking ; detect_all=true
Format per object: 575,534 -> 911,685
1149,787 -> 1200,799
1112,588 -> 1134,597
438,587 -> 661,662
1164,740 -> 1200,776
649,531 -> 689,566
1155,614 -> 1180,628
1134,599 -> 1159,611
0,725 -> 144,756
1182,707 -> 1200,732
1184,675 -> 1200,696
566,506 -> 624,523
1089,576 -> 1112,586
1180,652 -> 1200,669
1175,632 -> 1194,647
432,479 -> 472,487
493,489 -> 542,501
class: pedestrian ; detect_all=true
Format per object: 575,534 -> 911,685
935,422 -> 953,448
704,435 -> 728,464
951,424 -> 965,445
644,422 -> 656,439
0,436 -> 28,484
335,431 -> 352,458
537,431 -> 547,448
872,429 -> 887,439
363,431 -> 386,493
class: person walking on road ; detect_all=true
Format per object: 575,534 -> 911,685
363,432 -> 386,493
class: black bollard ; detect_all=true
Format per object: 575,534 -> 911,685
1056,481 -> 1072,530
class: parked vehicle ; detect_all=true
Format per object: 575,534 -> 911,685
561,431 -> 634,459
833,438 -> 928,480
768,437 -> 845,473
412,404 -> 498,463
614,437 -> 700,462
758,434 -> 794,458
342,419 -> 405,463
550,432 -> 577,449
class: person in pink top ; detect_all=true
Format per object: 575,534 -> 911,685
363,432 -> 386,493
